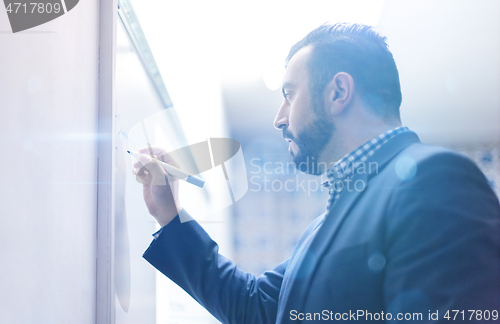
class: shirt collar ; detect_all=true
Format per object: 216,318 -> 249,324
323,126 -> 410,187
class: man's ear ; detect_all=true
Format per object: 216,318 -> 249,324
323,72 -> 355,116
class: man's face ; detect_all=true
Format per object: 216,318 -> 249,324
273,46 -> 334,175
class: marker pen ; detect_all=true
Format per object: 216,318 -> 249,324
127,150 -> 205,188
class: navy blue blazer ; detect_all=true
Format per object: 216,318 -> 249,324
143,131 -> 500,323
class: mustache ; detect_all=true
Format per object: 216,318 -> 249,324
282,127 -> 294,141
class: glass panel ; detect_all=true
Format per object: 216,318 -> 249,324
114,3 -> 225,323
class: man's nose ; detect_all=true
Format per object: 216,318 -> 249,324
273,99 -> 289,130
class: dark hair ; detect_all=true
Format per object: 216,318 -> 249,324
286,23 -> 402,121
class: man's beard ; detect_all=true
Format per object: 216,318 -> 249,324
283,105 -> 334,175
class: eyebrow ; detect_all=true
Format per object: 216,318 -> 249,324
281,82 -> 295,98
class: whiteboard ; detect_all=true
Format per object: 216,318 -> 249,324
113,1 -> 227,323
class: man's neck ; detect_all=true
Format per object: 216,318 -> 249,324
319,122 -> 402,169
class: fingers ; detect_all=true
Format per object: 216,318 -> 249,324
138,156 -> 168,186
135,168 -> 152,185
158,151 -> 180,168
136,146 -> 180,169
133,161 -> 143,173
138,146 -> 167,157
134,158 -> 152,184
133,155 -> 163,185
132,146 -> 180,185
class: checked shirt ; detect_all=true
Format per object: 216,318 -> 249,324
323,126 -> 410,210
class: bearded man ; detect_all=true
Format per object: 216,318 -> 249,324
135,23 -> 500,324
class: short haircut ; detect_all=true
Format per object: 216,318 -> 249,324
286,23 -> 402,121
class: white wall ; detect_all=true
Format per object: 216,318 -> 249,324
0,1 -> 100,323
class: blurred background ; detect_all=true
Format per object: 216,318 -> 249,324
0,0 -> 498,323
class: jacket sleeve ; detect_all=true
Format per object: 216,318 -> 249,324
143,212 -> 288,324
384,151 -> 500,322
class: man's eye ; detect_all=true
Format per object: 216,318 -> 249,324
284,93 -> 291,100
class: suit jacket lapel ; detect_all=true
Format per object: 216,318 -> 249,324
281,131 -> 421,320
